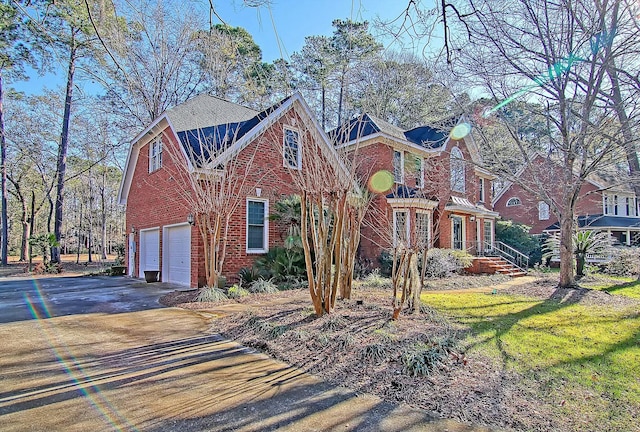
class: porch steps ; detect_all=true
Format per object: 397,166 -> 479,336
471,256 -> 527,277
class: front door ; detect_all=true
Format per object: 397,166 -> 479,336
452,216 -> 464,250
484,220 -> 493,252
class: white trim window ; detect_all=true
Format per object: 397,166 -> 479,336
246,198 -> 269,253
450,147 -> 465,193
393,150 -> 404,184
506,197 -> 522,207
393,209 -> 409,247
479,178 -> 485,202
417,156 -> 425,188
415,211 -> 431,249
283,127 -> 301,169
149,137 -> 162,172
538,201 -> 550,220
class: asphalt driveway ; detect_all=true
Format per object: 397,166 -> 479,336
0,275 -> 179,324
0,275 -> 493,431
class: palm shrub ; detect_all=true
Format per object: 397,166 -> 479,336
543,230 -> 614,277
255,246 -> 306,282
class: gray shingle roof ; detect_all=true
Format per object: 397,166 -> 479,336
166,94 -> 258,133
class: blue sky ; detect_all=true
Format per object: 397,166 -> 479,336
214,0 -> 414,62
14,0 -> 436,95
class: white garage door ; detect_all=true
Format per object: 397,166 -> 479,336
139,228 -> 160,277
164,224 -> 191,286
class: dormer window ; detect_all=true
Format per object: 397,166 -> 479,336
283,127 -> 301,169
149,137 -> 162,172
450,147 -> 465,193
506,197 -> 521,207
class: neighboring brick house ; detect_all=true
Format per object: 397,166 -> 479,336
332,114 -> 499,266
493,154 -> 640,245
118,92 -> 344,287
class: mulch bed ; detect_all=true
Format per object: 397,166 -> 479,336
160,285 -> 559,431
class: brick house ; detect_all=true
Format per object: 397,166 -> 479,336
118,92 -> 345,287
332,114 -> 499,267
493,154 -> 640,245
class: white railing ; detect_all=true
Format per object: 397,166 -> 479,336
467,241 -> 529,271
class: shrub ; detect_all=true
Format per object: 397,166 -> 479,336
603,248 -> 640,276
496,220 -> 542,265
248,278 -> 279,294
196,286 -> 228,302
255,246 -> 306,282
361,343 -> 388,362
402,337 -> 458,376
238,266 -> 267,285
378,251 -> 394,276
320,315 -> 347,331
361,268 -> 391,288
423,248 -> 473,278
227,284 -> 250,299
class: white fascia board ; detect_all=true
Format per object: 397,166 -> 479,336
386,197 -> 439,210
338,132 -> 441,157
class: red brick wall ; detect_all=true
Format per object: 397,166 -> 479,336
126,107 -> 338,286
494,159 -> 604,234
352,136 -> 494,264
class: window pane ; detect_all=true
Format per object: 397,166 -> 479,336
393,151 -> 402,183
248,201 -> 265,225
284,129 -> 299,168
247,226 -> 264,249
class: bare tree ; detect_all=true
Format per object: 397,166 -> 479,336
160,126 -> 261,292
451,0 -> 633,287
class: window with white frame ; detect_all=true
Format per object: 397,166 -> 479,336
247,199 -> 268,253
450,147 -> 465,193
506,197 -> 521,207
538,201 -> 550,220
149,137 -> 162,172
417,156 -> 425,188
415,211 -> 431,249
603,193 -> 638,216
393,210 -> 409,247
479,178 -> 485,202
283,127 -> 301,169
393,150 -> 404,184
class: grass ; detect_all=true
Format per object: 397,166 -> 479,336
579,274 -> 640,299
422,288 -> 640,431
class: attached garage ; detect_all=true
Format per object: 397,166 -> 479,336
139,228 -> 160,277
163,224 -> 192,286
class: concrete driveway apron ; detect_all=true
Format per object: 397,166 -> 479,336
0,277 -> 495,432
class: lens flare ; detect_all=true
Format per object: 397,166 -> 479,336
22,280 -> 138,431
450,123 -> 472,140
368,170 -> 394,193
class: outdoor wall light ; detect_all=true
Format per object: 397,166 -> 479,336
469,216 -> 476,222
187,213 -> 195,226
131,226 -> 136,234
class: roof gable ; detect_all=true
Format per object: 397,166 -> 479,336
175,97 -> 290,167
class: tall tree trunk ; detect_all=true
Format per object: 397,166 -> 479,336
100,170 -> 107,260
52,37 -> 77,264
0,72 -> 8,265
20,195 -> 28,261
28,191 -> 34,271
558,212 -> 575,288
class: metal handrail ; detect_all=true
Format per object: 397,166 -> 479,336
466,240 -> 529,271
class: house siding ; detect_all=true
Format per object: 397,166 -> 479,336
125,106 -> 335,287
494,157 -> 604,234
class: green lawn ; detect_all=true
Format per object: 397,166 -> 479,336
422,287 -> 640,431
580,275 -> 640,299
